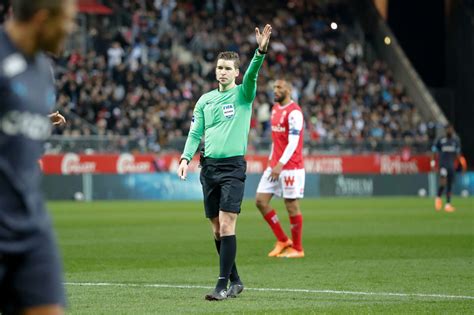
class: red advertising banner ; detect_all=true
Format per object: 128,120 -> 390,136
40,153 -> 432,175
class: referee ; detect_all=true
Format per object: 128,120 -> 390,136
177,24 -> 272,301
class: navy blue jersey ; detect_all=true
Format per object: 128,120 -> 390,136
432,136 -> 461,170
0,29 -> 56,252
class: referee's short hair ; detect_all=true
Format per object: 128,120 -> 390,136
216,51 -> 240,69
11,0 -> 63,22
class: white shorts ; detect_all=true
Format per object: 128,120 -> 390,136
256,167 -> 305,199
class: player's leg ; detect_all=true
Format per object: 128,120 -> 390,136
3,230 -> 65,314
277,169 -> 305,258
435,168 -> 447,211
277,198 -> 304,258
255,192 -> 289,241
444,169 -> 455,212
22,305 -> 64,315
256,168 -> 291,256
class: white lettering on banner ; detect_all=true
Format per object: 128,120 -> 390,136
380,155 -> 419,174
335,175 -> 373,196
61,153 -> 96,174
117,154 -> 151,173
246,160 -> 264,173
304,158 -> 343,174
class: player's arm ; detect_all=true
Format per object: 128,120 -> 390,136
458,155 -> 467,172
177,99 -> 205,180
455,139 -> 467,172
269,110 -> 304,181
430,139 -> 440,169
241,24 -> 272,103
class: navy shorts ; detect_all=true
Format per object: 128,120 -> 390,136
439,166 -> 455,182
0,228 -> 65,314
199,155 -> 247,218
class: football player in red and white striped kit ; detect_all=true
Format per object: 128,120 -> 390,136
255,79 -> 305,258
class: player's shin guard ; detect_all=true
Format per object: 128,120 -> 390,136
264,210 -> 289,242
216,235 -> 236,290
214,239 -> 239,282
289,214 -> 303,252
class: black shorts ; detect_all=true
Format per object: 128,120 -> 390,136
0,228 -> 65,314
199,155 -> 247,218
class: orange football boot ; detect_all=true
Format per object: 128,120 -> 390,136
435,197 -> 442,211
444,204 -> 455,212
277,247 -> 305,258
268,239 -> 293,257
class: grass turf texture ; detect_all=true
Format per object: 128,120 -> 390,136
49,197 -> 474,314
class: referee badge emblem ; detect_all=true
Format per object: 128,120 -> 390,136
222,104 -> 235,119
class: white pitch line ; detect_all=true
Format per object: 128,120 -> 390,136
65,282 -> 474,300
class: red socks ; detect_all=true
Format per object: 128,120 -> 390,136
263,210 -> 289,243
290,214 -> 303,251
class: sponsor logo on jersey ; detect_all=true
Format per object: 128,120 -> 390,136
0,110 -> 51,140
272,125 -> 286,132
441,145 -> 456,152
284,176 -> 295,187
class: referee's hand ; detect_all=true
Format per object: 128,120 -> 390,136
177,159 -> 188,180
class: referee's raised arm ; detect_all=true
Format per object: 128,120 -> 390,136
241,24 -> 272,103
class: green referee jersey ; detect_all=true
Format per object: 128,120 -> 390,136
181,50 -> 265,160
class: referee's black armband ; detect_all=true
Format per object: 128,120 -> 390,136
180,158 -> 190,165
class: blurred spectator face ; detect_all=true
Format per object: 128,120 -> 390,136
446,125 -> 454,138
34,0 -> 77,55
215,59 -> 239,87
273,80 -> 291,104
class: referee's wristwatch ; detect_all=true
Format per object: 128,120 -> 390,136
180,157 -> 190,165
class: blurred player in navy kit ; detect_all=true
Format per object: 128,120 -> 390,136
0,0 -> 76,314
431,124 -> 466,212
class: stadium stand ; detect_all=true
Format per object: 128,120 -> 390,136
1,0 -> 437,153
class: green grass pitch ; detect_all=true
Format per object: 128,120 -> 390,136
49,197 -> 474,314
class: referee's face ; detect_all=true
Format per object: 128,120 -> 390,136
216,59 -> 239,86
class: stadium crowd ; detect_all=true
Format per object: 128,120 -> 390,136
2,0 -> 435,152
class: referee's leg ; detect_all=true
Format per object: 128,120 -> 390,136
210,217 -> 240,285
214,211 -> 238,291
